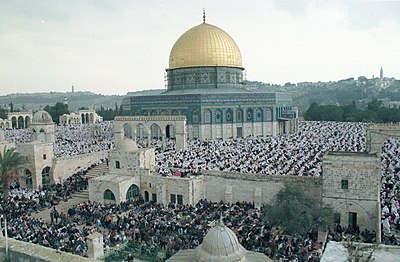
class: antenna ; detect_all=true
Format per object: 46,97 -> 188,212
203,8 -> 206,23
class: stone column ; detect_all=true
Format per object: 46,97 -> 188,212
162,131 -> 166,151
86,232 -> 104,259
147,129 -> 152,148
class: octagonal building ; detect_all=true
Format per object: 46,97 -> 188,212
122,15 -> 298,140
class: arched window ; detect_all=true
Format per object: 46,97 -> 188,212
126,184 -> 140,199
256,108 -> 263,121
236,109 -> 243,122
246,108 -> 253,122
204,110 -> 211,124
104,189 -> 116,200
25,169 -> 32,188
215,109 -> 222,123
226,109 -> 233,123
192,110 -> 199,124
41,166 -> 51,185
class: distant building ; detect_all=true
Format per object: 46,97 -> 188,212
59,109 -> 102,126
1,111 -> 33,129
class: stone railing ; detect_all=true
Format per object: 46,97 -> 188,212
0,236 -> 98,262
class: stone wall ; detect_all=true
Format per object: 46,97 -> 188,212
322,152 -> 381,240
52,150 -> 108,183
203,171 -> 322,207
0,236 -> 98,262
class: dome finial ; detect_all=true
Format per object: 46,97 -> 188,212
203,8 -> 206,23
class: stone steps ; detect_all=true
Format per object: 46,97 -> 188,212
86,162 -> 109,178
69,162 -> 110,201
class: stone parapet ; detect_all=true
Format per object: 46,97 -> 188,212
0,236 -> 99,262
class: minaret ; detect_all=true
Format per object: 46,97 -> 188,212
380,67 -> 383,80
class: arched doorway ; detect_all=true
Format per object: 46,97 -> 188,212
11,117 -> 17,129
166,124 -> 175,138
18,116 -> 24,129
41,166 -> 51,186
144,191 -> 149,202
126,184 -> 140,200
123,123 -> 133,138
136,123 -> 147,139
150,123 -> 161,139
25,169 -> 32,189
24,116 -> 30,128
104,189 -> 116,203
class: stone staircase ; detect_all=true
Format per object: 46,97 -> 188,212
71,162 -> 110,200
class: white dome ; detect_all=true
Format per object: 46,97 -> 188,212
32,110 -> 53,124
117,138 -> 138,152
196,219 -> 247,262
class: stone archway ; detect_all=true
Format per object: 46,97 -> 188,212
104,189 -> 116,204
114,116 -> 187,150
166,124 -> 176,139
150,123 -> 162,139
332,201 -> 373,231
11,117 -> 17,129
41,166 -> 51,186
123,123 -> 133,138
18,116 -> 24,128
126,184 -> 140,200
366,124 -> 400,154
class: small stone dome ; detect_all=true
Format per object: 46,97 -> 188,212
117,138 -> 138,152
32,110 -> 53,124
196,218 -> 247,262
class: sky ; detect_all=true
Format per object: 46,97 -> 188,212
1,0 -> 400,95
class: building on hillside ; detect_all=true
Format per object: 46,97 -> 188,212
59,109 -> 102,126
122,14 -> 298,140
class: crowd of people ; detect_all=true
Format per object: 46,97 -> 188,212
380,138 -> 400,243
0,163 -> 108,256
2,120 -> 400,260
53,122 -> 115,157
4,122 -> 115,157
2,191 -> 322,261
156,121 -> 367,177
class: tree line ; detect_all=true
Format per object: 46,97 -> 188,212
304,99 -> 400,123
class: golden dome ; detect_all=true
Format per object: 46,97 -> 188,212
169,22 -> 242,69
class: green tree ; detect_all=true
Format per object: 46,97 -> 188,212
44,102 -> 69,124
367,99 -> 383,111
264,183 -> 334,235
0,107 -> 7,119
0,147 -> 28,200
